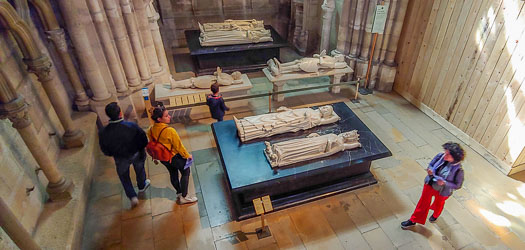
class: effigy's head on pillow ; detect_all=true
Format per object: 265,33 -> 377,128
319,105 -> 335,118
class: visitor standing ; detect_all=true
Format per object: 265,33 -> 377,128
149,105 -> 198,204
206,83 -> 229,122
401,142 -> 465,229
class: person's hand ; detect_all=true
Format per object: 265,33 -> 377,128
188,154 -> 193,160
427,168 -> 434,175
437,179 -> 445,186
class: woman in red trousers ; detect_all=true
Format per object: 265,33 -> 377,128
401,142 -> 465,229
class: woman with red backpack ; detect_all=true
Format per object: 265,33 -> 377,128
148,105 -> 197,204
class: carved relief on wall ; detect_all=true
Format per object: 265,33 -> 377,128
264,130 -> 361,168
234,105 -> 340,142
198,19 -> 273,46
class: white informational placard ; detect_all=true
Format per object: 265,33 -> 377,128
372,4 -> 389,34
141,87 -> 149,97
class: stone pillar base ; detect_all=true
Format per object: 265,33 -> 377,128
46,177 -> 74,201
75,98 -> 90,112
377,64 -> 397,92
63,129 -> 85,148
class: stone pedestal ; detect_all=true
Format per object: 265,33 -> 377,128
378,64 -> 397,92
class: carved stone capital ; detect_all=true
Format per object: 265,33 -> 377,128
46,29 -> 68,52
0,96 -> 31,129
24,55 -> 54,82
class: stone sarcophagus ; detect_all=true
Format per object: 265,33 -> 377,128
199,19 -> 273,46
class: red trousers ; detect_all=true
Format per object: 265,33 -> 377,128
410,184 -> 449,224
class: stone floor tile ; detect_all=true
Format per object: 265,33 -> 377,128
149,173 -> 181,216
195,161 -> 233,227
339,192 -> 379,234
88,194 -> 122,217
211,221 -> 243,241
289,205 -> 344,250
238,217 -> 278,250
153,212 -> 187,249
318,197 -> 370,250
121,187 -> 152,220
214,237 -> 249,250
362,227 -> 395,250
183,216 -> 215,250
266,214 -> 306,250
82,212 -> 121,249
441,224 -> 476,249
121,215 -> 154,249
500,231 -> 525,249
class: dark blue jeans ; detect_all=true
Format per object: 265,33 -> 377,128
114,151 -> 147,199
161,154 -> 191,197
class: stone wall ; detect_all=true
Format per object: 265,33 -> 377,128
0,30 -> 59,236
157,0 -> 291,49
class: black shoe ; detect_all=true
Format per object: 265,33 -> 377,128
401,220 -> 416,229
429,216 -> 437,223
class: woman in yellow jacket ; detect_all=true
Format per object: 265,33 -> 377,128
149,105 -> 197,204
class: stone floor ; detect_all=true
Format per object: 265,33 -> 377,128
82,74 -> 525,249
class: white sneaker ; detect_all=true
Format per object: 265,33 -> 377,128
139,179 -> 151,193
178,195 -> 198,204
130,197 -> 139,208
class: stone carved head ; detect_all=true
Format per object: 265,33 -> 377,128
318,105 -> 334,118
340,130 -> 358,142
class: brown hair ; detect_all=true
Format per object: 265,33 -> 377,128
150,103 -> 166,122
211,83 -> 219,94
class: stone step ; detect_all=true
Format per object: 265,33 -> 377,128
33,112 -> 99,250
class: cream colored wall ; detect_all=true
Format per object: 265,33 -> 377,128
394,0 -> 525,174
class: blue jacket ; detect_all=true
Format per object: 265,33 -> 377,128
424,153 -> 464,197
206,94 -> 229,120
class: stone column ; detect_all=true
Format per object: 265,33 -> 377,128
320,0 -> 335,53
379,0 -> 408,91
133,0 -> 163,78
101,0 -> 141,88
0,74 -> 73,200
384,0 -> 408,65
356,0 -> 377,79
120,0 -> 153,86
28,0 -> 90,110
147,0 -> 171,80
46,29 -> 89,110
56,0 -> 117,124
86,0 -> 129,94
0,198 -> 41,250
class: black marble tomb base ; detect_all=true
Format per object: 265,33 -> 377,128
185,25 -> 288,75
211,102 -> 392,220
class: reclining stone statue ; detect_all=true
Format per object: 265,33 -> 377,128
267,50 -> 348,76
234,105 -> 340,142
170,67 -> 242,89
199,19 -> 273,47
264,130 -> 361,168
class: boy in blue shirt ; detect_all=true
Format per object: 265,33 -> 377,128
206,83 -> 229,122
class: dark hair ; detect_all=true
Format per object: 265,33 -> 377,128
105,102 -> 121,121
211,83 -> 219,94
442,142 -> 465,162
150,103 -> 166,122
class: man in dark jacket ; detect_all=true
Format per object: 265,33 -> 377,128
99,102 -> 150,208
206,83 -> 229,122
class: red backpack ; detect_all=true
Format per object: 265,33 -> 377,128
146,127 -> 173,163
